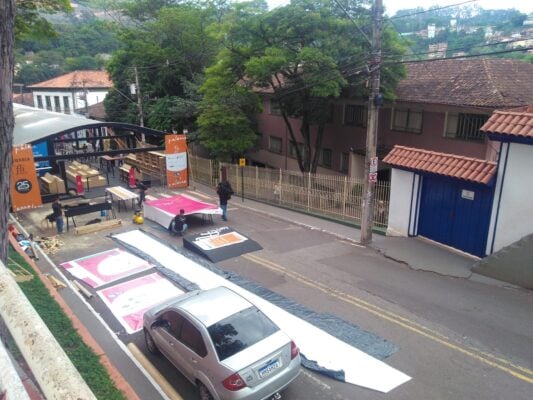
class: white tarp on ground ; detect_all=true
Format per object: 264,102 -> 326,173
113,230 -> 411,393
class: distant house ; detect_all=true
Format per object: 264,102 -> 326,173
250,58 -> 533,180
27,70 -> 112,116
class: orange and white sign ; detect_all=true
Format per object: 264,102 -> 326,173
10,145 -> 42,211
165,134 -> 188,188
194,231 -> 248,251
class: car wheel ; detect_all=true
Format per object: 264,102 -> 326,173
198,382 -> 214,400
144,328 -> 160,355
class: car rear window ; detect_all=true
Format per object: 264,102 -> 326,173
207,306 -> 279,361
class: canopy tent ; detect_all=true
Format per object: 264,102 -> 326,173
13,103 -> 165,149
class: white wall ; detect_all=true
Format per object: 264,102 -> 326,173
487,142 -> 533,253
386,168 -> 420,237
32,89 -> 108,114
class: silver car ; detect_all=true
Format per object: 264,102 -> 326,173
143,286 -> 301,400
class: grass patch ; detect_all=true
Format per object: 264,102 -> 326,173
7,247 -> 126,400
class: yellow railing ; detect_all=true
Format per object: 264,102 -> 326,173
188,154 -> 390,229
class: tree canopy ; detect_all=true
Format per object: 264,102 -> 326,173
199,0 -> 406,170
105,3 -> 220,134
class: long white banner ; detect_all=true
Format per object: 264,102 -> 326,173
113,230 -> 411,393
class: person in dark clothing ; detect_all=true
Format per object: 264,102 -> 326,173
216,180 -> 234,221
168,209 -> 188,236
51,197 -> 64,234
136,180 -> 147,207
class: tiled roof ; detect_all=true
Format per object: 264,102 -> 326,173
383,145 -> 497,184
28,70 -> 112,89
396,59 -> 533,108
480,106 -> 533,138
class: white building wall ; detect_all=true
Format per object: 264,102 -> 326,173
32,89 -> 108,115
386,168 -> 420,237
487,142 -> 533,253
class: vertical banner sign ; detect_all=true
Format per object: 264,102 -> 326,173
369,156 -> 378,183
165,134 -> 188,188
10,145 -> 42,211
129,166 -> 136,188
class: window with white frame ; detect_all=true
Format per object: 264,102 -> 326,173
344,104 -> 367,127
54,96 -> 61,111
445,112 -> 488,141
36,95 -> 43,109
341,152 -> 349,173
45,96 -> 52,110
321,148 -> 332,167
63,96 -> 70,113
268,136 -> 282,153
392,108 -> 423,133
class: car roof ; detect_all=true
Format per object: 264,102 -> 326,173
177,286 -> 253,327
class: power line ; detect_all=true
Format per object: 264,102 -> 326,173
332,0 -> 372,46
384,46 -> 533,65
388,0 -> 479,20
381,36 -> 533,60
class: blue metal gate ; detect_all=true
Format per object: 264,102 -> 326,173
418,176 -> 493,257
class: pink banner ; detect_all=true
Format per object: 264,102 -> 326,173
97,273 -> 184,334
144,194 -> 218,216
61,248 -> 152,288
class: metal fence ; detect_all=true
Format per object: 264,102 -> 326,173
188,154 -> 390,229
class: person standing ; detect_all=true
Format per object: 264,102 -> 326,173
136,179 -> 147,207
52,197 -> 64,234
216,180 -> 234,221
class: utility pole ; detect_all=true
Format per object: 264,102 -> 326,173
133,66 -> 146,142
360,0 -> 383,245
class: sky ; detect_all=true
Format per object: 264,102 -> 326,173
266,0 -> 533,16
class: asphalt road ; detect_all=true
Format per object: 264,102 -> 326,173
17,186 -> 533,400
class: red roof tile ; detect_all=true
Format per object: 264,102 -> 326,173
28,70 -> 112,89
396,59 -> 533,108
383,145 -> 496,184
480,106 -> 533,138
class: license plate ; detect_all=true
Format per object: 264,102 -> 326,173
259,358 -> 281,378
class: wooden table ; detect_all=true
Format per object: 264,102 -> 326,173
64,201 -> 114,231
105,186 -> 139,212
99,155 -> 124,177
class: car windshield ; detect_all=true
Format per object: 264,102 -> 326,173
207,306 -> 279,361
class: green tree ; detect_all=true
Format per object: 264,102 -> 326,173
105,4 -> 219,132
199,0 -> 405,171
3,0 -> 71,262
15,0 -> 72,40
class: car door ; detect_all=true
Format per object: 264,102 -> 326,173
153,310 -> 192,380
174,315 -> 209,382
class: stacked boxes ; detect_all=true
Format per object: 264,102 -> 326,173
40,173 -> 66,194
66,161 -> 107,190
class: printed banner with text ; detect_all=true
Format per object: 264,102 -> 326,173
10,145 -> 42,211
165,134 -> 188,188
